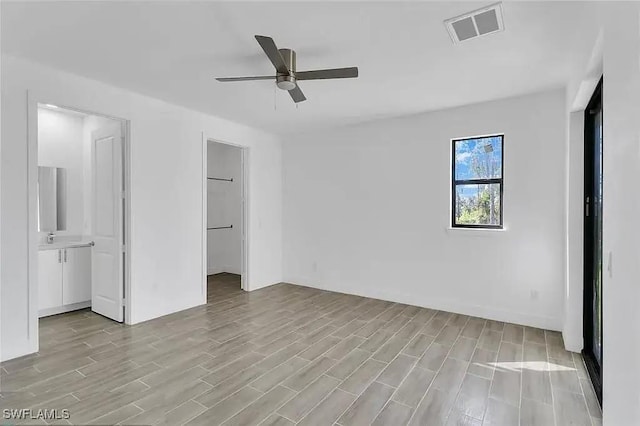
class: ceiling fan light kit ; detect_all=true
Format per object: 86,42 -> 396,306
276,75 -> 297,91
215,35 -> 359,103
276,48 -> 297,90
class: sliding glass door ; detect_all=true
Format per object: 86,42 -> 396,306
583,78 -> 603,405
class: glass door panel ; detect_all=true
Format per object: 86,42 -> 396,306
583,78 -> 603,405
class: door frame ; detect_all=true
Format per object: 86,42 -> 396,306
582,77 -> 603,405
201,136 -> 249,297
27,93 -> 132,352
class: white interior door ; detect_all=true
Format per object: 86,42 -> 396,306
91,123 -> 124,322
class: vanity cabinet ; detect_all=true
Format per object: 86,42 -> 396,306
38,246 -> 91,316
38,249 -> 63,310
63,247 -> 92,304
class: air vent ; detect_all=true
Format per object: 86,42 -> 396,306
445,2 -> 504,44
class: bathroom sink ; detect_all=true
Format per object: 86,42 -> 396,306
38,238 -> 94,251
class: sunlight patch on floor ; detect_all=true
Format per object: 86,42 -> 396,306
485,361 -> 576,372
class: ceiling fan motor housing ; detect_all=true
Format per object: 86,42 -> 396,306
276,48 -> 297,91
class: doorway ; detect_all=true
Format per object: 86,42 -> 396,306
31,102 -> 130,338
205,140 -> 246,298
583,77 -> 603,405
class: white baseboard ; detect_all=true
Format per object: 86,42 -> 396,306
208,265 -> 241,276
285,276 -> 562,332
130,297 -> 204,325
0,338 -> 38,362
248,281 -> 282,292
563,330 -> 583,353
39,301 -> 91,318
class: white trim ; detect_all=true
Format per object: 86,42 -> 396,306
27,94 -> 133,358
27,91 -> 39,356
201,132 -> 207,303
445,226 -> 508,237
563,330 -> 583,353
0,47 -> 3,363
207,266 -> 242,276
202,137 -> 249,296
39,301 -> 91,318
287,277 -> 562,332
122,119 -> 132,325
241,147 -> 249,291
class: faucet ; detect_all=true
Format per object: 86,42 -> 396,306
47,232 -> 55,244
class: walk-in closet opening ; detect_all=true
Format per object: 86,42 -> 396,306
206,140 -> 246,298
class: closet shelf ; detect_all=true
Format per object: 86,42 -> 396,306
207,177 -> 233,182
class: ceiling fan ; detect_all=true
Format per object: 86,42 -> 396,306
215,35 -> 359,103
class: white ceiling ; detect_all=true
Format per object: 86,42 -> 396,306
1,1 -> 597,135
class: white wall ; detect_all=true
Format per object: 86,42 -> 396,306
561,4 -> 640,423
0,54 -> 282,361
283,89 -> 566,331
563,110 -> 585,353
207,141 -> 242,275
563,13 -> 602,354
599,3 -> 640,423
37,107 -> 85,237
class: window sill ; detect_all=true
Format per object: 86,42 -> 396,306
446,226 -> 508,237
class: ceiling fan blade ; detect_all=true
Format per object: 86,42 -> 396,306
295,67 -> 359,81
288,85 -> 306,103
255,35 -> 289,75
215,76 -> 274,82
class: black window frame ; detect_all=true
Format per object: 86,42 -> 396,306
451,134 -> 504,229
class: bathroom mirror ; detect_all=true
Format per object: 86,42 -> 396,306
37,166 -> 67,232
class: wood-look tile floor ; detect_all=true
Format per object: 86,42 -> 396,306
0,273 -> 601,425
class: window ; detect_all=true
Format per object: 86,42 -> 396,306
451,135 -> 503,228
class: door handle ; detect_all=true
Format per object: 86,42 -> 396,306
585,196 -> 590,217
64,249 -> 68,263
58,249 -> 62,263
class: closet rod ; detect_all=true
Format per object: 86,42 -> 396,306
207,225 -> 233,230
207,177 -> 233,182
